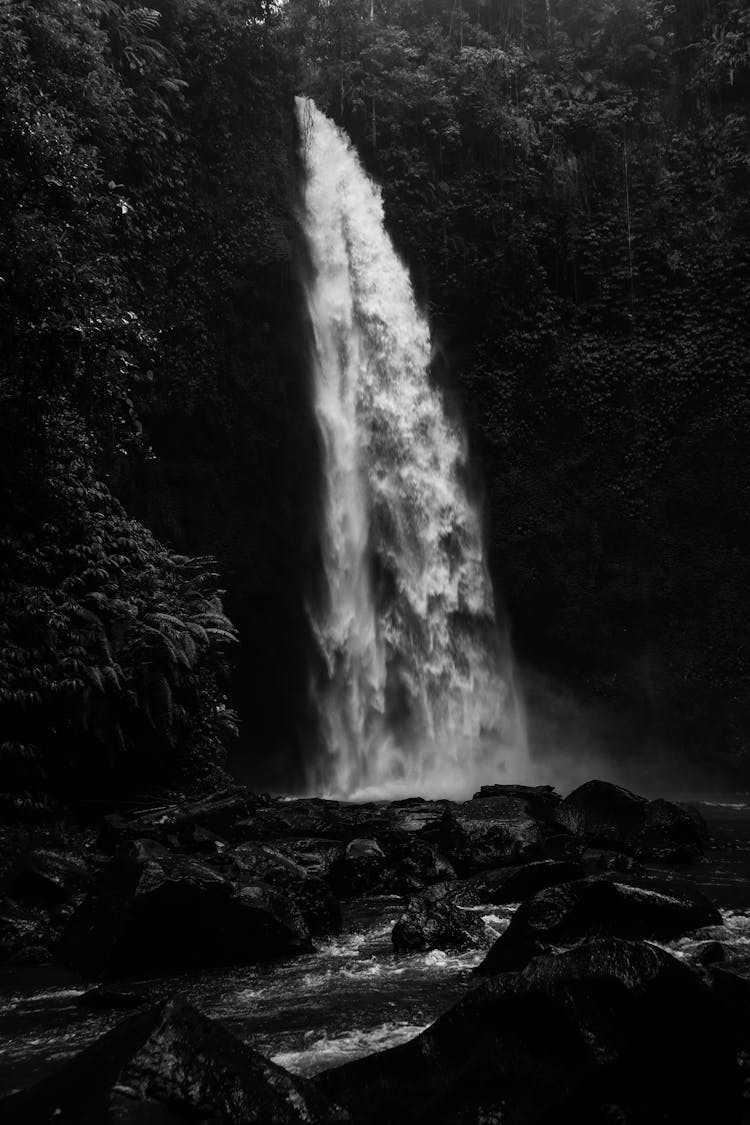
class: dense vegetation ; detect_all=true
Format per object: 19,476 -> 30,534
292,0 -> 750,782
1,0 -> 748,804
0,0 -> 303,805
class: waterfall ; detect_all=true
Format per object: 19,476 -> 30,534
297,97 -> 529,800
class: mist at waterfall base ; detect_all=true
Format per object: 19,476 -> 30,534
297,97 -> 531,802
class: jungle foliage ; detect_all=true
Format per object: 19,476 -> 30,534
289,0 -> 750,777
0,0 -> 281,803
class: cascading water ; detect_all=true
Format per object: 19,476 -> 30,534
297,97 -> 529,799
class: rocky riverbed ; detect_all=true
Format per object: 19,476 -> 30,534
2,781 -> 750,1122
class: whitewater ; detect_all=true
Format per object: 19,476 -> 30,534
297,97 -> 528,799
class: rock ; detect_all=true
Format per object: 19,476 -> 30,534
580,847 -> 645,876
8,943 -> 54,966
274,837 -> 345,879
60,839 -> 312,977
693,940 -> 726,966
558,780 -> 704,861
317,939 -> 741,1125
1,997 -> 347,1124
477,877 -> 721,976
329,841 -> 388,896
463,859 -> 585,905
226,843 -> 341,934
706,967 -> 750,1051
10,847 -> 91,907
98,789 -> 262,851
472,784 -> 561,820
78,986 -> 149,1010
439,796 -> 547,876
181,824 -> 229,855
392,896 -> 486,953
346,837 -> 385,859
0,899 -> 58,962
636,797 -> 707,861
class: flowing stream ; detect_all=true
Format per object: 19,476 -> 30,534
298,97 -> 528,800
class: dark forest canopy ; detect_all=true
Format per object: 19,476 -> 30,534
1,0 -> 748,808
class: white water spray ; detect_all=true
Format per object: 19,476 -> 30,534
297,97 -> 529,799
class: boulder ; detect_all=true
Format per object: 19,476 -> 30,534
226,843 -> 341,934
693,940 -> 726,966
78,986 -> 149,1010
273,837 -> 345,879
329,841 -> 388,896
98,789 -> 262,851
392,896 -> 486,953
0,899 -> 58,963
472,784 -> 561,821
317,939 -> 740,1125
10,847 -> 91,907
463,860 -> 585,905
558,780 -> 705,861
60,839 -> 312,978
580,847 -> 645,876
1,997 -> 347,1124
439,796 -> 548,876
477,877 -> 721,976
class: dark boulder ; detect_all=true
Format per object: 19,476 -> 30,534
477,877 -> 721,976
472,784 -> 561,821
317,939 -> 741,1125
558,781 -> 705,861
693,940 -> 726,966
10,847 -> 91,907
580,848 -> 645,876
226,842 -> 341,934
60,839 -> 312,978
98,789 -> 262,851
439,796 -> 547,876
392,895 -> 486,953
329,839 -> 388,896
0,899 -> 58,963
464,860 -> 585,905
78,986 -> 149,1010
1,997 -> 348,1124
273,837 -> 345,879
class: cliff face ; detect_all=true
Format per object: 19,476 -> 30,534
118,85 -> 324,792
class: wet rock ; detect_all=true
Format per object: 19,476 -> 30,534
439,796 -> 547,876
0,899 -> 58,962
11,847 -> 91,907
558,780 -> 705,862
78,986 -> 149,1010
1,997 -> 348,1124
227,843 -> 341,934
388,798 -> 449,835
706,967 -> 750,1051
463,859 -> 585,905
580,847 -> 645,876
476,877 -> 721,976
693,940 -> 726,966
472,784 -> 561,820
8,942 -> 54,966
317,939 -> 740,1125
98,789 -> 262,851
539,832 -> 583,861
274,837 -> 345,879
60,839 -> 312,978
329,848 -> 387,896
392,895 -> 486,953
180,824 -> 229,855
346,837 -> 385,859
